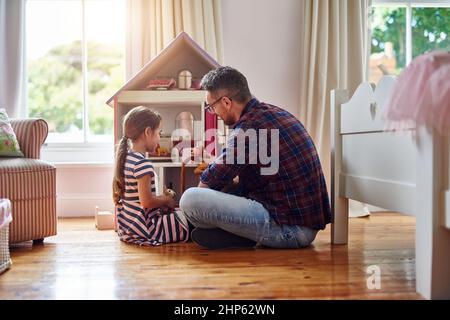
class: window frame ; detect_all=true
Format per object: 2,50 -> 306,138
25,0 -> 124,163
372,0 -> 450,67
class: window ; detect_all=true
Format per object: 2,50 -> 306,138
370,0 -> 450,83
26,0 -> 125,145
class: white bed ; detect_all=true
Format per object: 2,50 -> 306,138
330,75 -> 450,299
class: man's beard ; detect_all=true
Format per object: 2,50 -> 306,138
221,113 -> 235,126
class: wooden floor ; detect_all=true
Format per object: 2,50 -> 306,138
0,213 -> 421,299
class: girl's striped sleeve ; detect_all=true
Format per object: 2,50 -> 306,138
134,159 -> 155,179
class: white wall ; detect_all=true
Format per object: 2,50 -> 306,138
221,0 -> 303,118
55,163 -> 114,217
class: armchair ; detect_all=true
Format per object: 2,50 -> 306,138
0,119 -> 57,244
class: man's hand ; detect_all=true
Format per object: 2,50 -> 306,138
198,181 -> 209,188
195,162 -> 210,188
221,176 -> 241,194
194,162 -> 209,175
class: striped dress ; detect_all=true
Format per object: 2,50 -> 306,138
117,151 -> 189,246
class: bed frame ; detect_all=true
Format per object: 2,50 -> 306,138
330,75 -> 450,299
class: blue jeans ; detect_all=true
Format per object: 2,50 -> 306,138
179,187 -> 319,249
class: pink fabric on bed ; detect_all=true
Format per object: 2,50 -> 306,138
383,51 -> 450,134
428,64 -> 450,133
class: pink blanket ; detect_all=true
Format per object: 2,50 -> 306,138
384,51 -> 450,134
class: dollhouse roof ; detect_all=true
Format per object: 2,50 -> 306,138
106,31 -> 221,107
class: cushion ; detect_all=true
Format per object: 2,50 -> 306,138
0,109 -> 24,157
0,158 -> 56,201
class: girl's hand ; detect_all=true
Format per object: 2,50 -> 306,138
164,196 -> 176,209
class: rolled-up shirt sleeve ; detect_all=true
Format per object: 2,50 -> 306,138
200,128 -> 249,191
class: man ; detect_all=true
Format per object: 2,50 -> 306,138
180,66 -> 331,249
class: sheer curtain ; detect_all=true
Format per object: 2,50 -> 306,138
126,0 -> 223,79
299,0 -> 371,185
0,0 -> 26,118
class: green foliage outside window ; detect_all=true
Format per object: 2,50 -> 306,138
371,7 -> 450,70
28,41 -> 123,136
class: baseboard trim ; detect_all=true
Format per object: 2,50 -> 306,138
57,195 -> 114,217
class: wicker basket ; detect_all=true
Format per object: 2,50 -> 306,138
0,199 -> 12,274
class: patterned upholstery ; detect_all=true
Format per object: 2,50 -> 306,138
0,119 -> 57,244
10,119 -> 48,159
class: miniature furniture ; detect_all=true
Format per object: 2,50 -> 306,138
331,75 -> 450,299
107,32 -> 225,203
0,119 -> 57,244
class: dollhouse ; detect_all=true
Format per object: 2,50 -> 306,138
107,32 -> 224,201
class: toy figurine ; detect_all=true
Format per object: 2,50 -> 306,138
160,188 -> 176,215
164,188 -> 176,199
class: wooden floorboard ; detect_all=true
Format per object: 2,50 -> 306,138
0,212 -> 422,299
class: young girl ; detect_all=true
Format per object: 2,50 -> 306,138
113,106 -> 190,246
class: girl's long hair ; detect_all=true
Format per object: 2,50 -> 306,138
113,106 -> 161,205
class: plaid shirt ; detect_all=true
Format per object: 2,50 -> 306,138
200,98 -> 331,230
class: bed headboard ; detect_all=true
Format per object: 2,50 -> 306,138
340,76 -> 396,133
330,76 -> 417,243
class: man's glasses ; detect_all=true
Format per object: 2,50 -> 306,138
204,91 -> 240,114
204,96 -> 224,114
